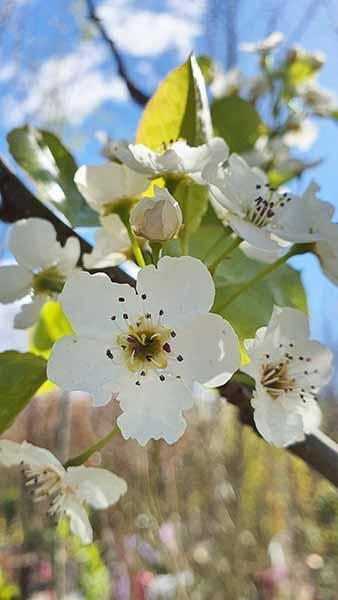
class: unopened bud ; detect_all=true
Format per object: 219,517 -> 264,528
130,186 -> 182,242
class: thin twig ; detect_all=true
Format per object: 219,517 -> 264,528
1,160 -> 338,488
86,0 -> 150,107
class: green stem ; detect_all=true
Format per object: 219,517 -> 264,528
150,242 -> 162,266
215,246 -> 298,312
202,230 -> 228,262
208,236 -> 241,276
63,426 -> 119,468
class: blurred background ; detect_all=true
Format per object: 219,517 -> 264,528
1,0 -> 338,598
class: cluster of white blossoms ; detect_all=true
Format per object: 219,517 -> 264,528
1,133 -> 336,544
0,440 -> 127,544
0,218 -> 80,328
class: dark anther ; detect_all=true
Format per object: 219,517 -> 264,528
145,313 -> 151,319
123,313 -> 128,319
141,294 -> 147,300
121,345 -> 127,350
106,349 -> 114,360
170,331 -> 176,338
136,381 -> 141,386
140,371 -> 146,376
256,184 -> 261,189
299,356 -> 304,360
146,355 -> 152,361
111,315 -> 116,321
163,343 -> 171,353
177,354 -> 183,362
159,374 -> 165,382
266,354 -> 270,359
118,297 -> 125,302
159,309 -> 164,316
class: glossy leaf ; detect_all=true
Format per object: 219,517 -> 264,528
0,351 -> 47,434
136,54 -> 212,148
189,223 -> 307,340
7,125 -> 98,226
211,96 -> 265,153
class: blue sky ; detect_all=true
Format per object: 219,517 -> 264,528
0,0 -> 338,347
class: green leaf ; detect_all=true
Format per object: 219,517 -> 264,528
211,96 -> 265,153
30,300 -> 73,358
0,351 -> 47,434
7,125 -> 98,227
189,224 -> 307,340
136,54 -> 212,148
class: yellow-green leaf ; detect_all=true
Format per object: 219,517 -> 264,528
0,351 -> 47,434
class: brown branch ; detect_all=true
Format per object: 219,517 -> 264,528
86,0 -> 150,107
1,158 -> 338,488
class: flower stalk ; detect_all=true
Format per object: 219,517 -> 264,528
64,426 -> 120,468
208,236 -> 241,276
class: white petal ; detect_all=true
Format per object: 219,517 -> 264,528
59,271 -> 140,339
252,390 -> 305,447
173,313 -> 240,387
114,144 -> 159,175
63,496 -> 93,544
299,397 -> 322,434
117,377 -> 193,445
240,241 -> 289,263
227,215 -> 282,251
57,237 -> 81,275
266,306 -> 310,341
14,295 -> 46,329
8,218 -> 62,271
136,256 -> 215,327
0,265 -> 32,303
0,440 -> 23,467
20,441 -> 65,476
315,223 -> 338,284
47,334 -> 124,406
83,215 -> 130,269
74,163 -> 149,210
66,466 -> 127,508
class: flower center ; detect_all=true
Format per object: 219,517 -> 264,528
261,361 -> 294,398
32,265 -> 65,296
23,463 -> 66,516
246,184 -> 292,229
106,309 -> 184,384
117,316 -> 171,372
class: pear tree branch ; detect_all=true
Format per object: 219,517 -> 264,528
1,158 -> 338,487
86,0 -> 150,107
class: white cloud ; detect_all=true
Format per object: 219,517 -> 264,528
2,42 -> 128,127
97,0 -> 202,58
0,63 -> 17,83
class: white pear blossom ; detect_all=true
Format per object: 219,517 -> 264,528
286,46 -> 326,70
240,32 -> 284,54
83,214 -> 131,269
210,67 -> 241,98
74,161 -> 149,215
313,222 -> 338,285
298,81 -> 338,116
0,440 -> 127,544
130,186 -> 182,242
203,154 -> 334,251
242,306 -> 333,447
283,119 -> 317,151
114,137 -> 228,181
47,257 -> 240,445
0,218 -> 80,328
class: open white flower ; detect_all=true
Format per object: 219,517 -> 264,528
0,440 -> 127,544
83,214 -> 131,269
114,137 -> 228,181
47,257 -> 240,445
298,81 -> 338,116
242,306 -> 333,447
130,186 -> 182,242
203,154 -> 334,251
240,32 -> 284,54
74,162 -> 149,215
283,119 -> 317,151
313,222 -> 338,285
0,218 -> 80,328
